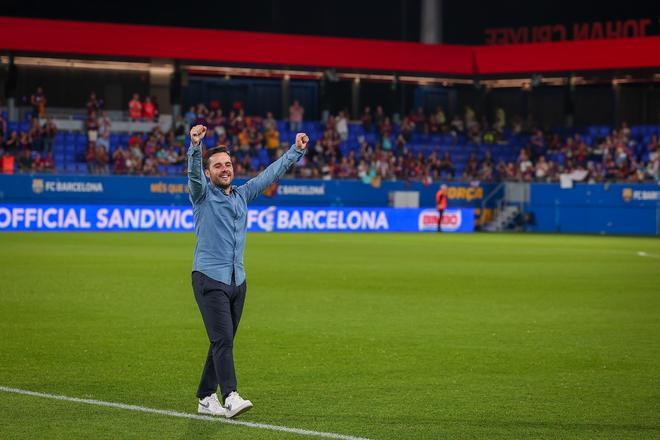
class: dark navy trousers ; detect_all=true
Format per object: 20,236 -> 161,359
192,270 -> 246,400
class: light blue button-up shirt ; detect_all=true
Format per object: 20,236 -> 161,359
187,143 -> 306,285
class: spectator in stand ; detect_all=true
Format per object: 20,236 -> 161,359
28,118 -> 43,152
18,132 -> 31,151
41,152 -> 55,173
380,116 -> 392,138
42,117 -> 57,154
98,111 -> 112,138
449,115 -> 464,135
462,153 -> 479,180
247,124 -> 263,150
0,113 -> 6,139
195,103 -> 210,125
435,106 -> 447,132
129,139 -> 144,171
30,87 -> 47,118
5,131 -> 19,155
535,156 -> 549,181
264,125 -> 280,161
142,96 -> 156,121
86,111 -> 100,143
112,146 -> 128,174
428,109 -> 440,133
263,111 -> 277,131
493,107 -> 506,134
237,127 -> 250,153
518,149 -> 534,181
439,152 -> 455,179
86,142 -> 97,174
128,93 -> 142,121
86,91 -> 102,116
374,106 -> 385,130
464,106 -> 477,132
289,99 -> 304,132
336,111 -> 349,141
167,144 -> 184,165
184,106 -> 197,129
479,158 -> 494,182
142,155 -> 158,175
413,107 -> 427,133
361,106 -> 373,132
32,152 -> 44,173
143,136 -> 158,158
17,149 -> 33,172
320,127 -> 340,156
95,144 -> 109,175
97,132 -> 110,151
155,145 -> 170,165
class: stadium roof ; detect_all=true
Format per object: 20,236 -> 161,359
1,16 -> 659,76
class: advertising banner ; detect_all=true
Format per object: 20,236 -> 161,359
0,204 -> 474,233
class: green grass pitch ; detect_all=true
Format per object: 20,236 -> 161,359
1,232 -> 659,439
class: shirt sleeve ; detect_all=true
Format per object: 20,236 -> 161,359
187,142 -> 208,205
239,144 -> 306,203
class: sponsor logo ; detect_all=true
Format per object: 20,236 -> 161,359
262,182 -> 278,197
446,186 -> 483,202
150,182 -> 188,194
262,183 -> 326,198
0,205 -> 472,233
32,179 -> 104,194
248,207 -> 389,231
630,190 -> 660,201
622,188 -> 633,202
32,178 -> 44,194
418,209 -> 463,232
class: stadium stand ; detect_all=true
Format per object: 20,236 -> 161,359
1,102 -> 658,183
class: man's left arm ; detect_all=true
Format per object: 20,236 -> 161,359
240,133 -> 309,203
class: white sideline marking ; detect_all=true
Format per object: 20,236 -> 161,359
0,386 -> 370,440
637,251 -> 660,259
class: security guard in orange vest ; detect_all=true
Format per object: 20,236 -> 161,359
435,184 -> 448,232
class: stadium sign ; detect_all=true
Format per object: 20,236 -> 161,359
0,204 -> 474,233
417,209 -> 464,232
31,178 -> 104,194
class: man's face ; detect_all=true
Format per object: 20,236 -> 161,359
205,152 -> 234,189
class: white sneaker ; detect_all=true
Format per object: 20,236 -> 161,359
223,391 -> 253,418
198,393 -> 227,416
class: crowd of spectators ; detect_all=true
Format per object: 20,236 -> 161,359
1,87 -> 658,183
290,106 -> 659,184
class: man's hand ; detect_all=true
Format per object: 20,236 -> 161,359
295,133 -> 310,150
190,124 -> 207,147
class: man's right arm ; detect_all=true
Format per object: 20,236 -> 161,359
187,141 -> 207,204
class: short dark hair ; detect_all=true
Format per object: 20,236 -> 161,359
203,146 -> 231,169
